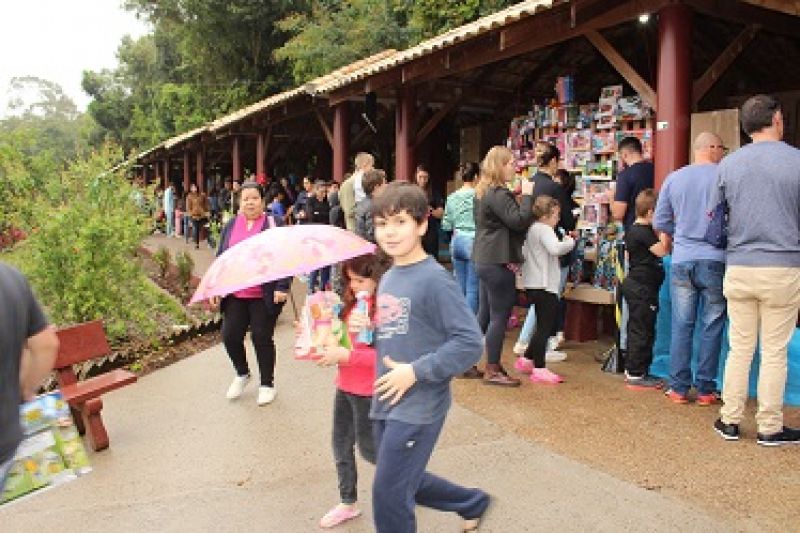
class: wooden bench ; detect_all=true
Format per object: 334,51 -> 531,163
563,284 -> 616,343
54,320 -> 138,451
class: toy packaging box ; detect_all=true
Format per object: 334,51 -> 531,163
1,391 -> 92,505
294,291 -> 352,359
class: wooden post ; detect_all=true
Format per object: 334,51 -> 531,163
183,151 -> 190,194
654,4 -> 692,190
332,102 -> 350,183
256,132 -> 266,179
195,148 -> 204,192
395,87 -> 416,182
162,158 -> 169,189
152,160 -> 160,186
232,137 -> 242,183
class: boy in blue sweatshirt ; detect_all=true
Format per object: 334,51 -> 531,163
369,182 -> 490,533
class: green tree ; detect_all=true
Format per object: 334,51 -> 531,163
409,0 -> 517,39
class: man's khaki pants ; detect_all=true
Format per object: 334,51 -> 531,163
720,267 -> 800,435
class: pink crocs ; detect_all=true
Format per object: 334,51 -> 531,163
530,368 -> 564,384
319,505 -> 362,529
514,357 -> 534,374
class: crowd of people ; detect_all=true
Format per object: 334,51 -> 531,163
2,94 -> 798,531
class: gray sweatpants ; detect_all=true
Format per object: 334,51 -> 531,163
332,389 -> 376,504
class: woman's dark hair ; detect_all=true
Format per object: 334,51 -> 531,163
461,162 -> 479,183
534,142 -> 560,168
371,182 -> 429,223
741,94 -> 781,136
240,181 -> 264,198
554,169 -> 575,196
340,253 -> 391,318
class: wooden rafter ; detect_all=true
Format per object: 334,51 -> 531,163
314,107 -> 334,147
415,91 -> 465,147
687,0 -> 800,37
692,24 -> 760,106
585,30 -> 657,108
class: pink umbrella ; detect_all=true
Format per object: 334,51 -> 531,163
189,224 -> 376,304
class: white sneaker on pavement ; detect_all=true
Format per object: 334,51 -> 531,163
513,342 -> 528,355
545,350 -> 567,363
226,375 -> 250,399
257,386 -> 276,406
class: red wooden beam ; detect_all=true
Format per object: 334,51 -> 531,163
315,107 -> 335,147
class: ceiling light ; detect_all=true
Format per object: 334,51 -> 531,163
638,13 -> 650,24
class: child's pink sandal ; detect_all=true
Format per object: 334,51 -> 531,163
530,368 -> 564,384
319,505 -> 362,528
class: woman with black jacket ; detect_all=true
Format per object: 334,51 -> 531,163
473,146 -> 535,386
210,182 -> 292,406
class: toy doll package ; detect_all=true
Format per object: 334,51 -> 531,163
294,291 -> 352,360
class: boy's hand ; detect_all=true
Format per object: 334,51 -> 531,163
375,356 -> 416,405
316,346 -> 350,367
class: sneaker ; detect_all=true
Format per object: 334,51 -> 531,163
665,388 -> 689,404
713,418 -> 740,441
225,375 -> 250,399
257,386 -> 276,406
696,392 -> 721,406
483,364 -> 521,387
546,337 -> 558,353
514,357 -> 533,374
319,504 -> 362,528
625,373 -> 663,391
545,350 -> 567,363
530,367 -> 564,384
756,426 -> 800,447
554,331 -> 565,348
512,342 -> 528,355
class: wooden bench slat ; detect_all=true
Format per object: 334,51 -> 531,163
55,320 -> 111,368
61,369 -> 138,405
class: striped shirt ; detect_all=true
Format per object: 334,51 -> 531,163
442,188 -> 476,237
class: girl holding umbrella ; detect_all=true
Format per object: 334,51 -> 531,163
210,182 -> 291,406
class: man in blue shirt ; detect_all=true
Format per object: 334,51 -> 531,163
654,132 -> 727,405
612,137 -> 654,231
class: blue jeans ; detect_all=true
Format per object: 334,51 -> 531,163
372,418 -> 489,533
0,456 -> 12,492
669,260 -> 727,395
308,266 -> 331,293
450,233 -> 479,314
165,210 -> 174,236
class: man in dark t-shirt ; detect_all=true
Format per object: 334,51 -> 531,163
620,190 -> 668,390
613,137 -> 654,231
0,263 -> 59,485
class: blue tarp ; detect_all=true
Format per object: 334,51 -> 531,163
649,257 -> 800,406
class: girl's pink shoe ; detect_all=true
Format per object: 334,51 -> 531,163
319,505 -> 361,529
514,357 -> 533,374
530,368 -> 564,384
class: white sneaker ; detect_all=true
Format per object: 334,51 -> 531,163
555,332 -> 565,348
257,386 -> 276,406
546,337 -> 559,353
545,350 -> 567,363
513,342 -> 528,355
226,375 -> 250,399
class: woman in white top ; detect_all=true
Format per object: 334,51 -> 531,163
515,196 -> 575,384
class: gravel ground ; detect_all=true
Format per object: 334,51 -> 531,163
453,334 -> 800,531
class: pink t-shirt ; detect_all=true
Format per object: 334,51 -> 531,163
336,302 -> 377,397
230,213 -> 267,299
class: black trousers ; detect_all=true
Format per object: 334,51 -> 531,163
621,278 -> 659,377
476,263 -> 517,365
523,289 -> 559,368
332,390 -> 375,504
221,296 -> 278,386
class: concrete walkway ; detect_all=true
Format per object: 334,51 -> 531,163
142,233 -> 217,277
2,307 -> 737,533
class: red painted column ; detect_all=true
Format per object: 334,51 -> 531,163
395,87 -> 416,182
332,102 -> 350,183
232,137 -> 242,182
183,151 -> 190,193
654,4 -> 692,190
195,148 -> 204,192
256,132 -> 266,179
162,158 -> 169,189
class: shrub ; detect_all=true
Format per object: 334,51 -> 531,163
153,246 -> 171,279
175,251 -> 195,297
21,144 -> 186,340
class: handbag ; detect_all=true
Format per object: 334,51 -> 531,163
704,199 -> 728,249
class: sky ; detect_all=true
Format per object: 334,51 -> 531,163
0,0 -> 150,116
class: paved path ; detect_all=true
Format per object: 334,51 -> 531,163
143,234 -> 216,278
2,309 -> 740,532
